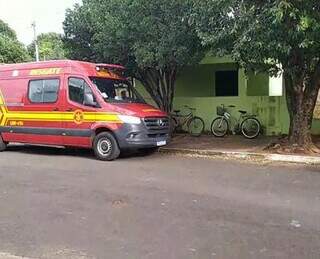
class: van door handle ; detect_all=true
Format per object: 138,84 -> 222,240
53,108 -> 59,111
66,108 -> 73,112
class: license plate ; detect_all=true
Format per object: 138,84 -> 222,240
157,141 -> 167,147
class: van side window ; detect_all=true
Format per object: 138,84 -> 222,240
68,77 -> 96,106
28,79 -> 59,103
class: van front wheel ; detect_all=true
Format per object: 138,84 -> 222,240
93,132 -> 120,161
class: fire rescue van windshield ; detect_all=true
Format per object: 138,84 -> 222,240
0,60 -> 170,160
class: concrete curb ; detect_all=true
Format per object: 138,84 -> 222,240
159,147 -> 320,165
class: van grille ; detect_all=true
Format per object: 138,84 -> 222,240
143,117 -> 169,131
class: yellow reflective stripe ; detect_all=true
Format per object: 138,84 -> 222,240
0,90 -> 123,125
5,112 -> 121,123
7,112 -> 67,121
0,92 -> 6,125
91,114 -> 121,122
0,92 -> 8,113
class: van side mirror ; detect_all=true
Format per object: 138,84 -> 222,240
84,93 -> 97,107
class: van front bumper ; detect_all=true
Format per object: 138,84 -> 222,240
114,123 -> 170,149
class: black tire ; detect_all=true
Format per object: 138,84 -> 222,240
188,116 -> 205,137
0,135 -> 7,152
211,117 -> 229,137
241,117 -> 261,139
93,132 -> 120,161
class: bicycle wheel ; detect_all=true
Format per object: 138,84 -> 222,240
241,117 -> 260,139
188,116 -> 205,137
211,117 -> 229,137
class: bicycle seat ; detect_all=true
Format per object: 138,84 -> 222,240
173,110 -> 181,113
239,110 -> 247,114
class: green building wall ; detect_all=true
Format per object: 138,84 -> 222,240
174,67 -> 285,135
136,56 -> 320,136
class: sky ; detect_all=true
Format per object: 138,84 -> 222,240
0,0 -> 82,45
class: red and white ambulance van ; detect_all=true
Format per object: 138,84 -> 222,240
0,60 -> 170,160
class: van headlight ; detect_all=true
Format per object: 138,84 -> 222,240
118,115 -> 141,125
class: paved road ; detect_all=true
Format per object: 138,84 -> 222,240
0,145 -> 319,259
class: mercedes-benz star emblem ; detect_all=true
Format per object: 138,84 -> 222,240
158,119 -> 165,127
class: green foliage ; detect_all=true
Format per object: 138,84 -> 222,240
193,0 -> 320,147
0,36 -> 30,63
0,20 -> 17,40
63,3 -> 96,61
0,19 -> 30,64
28,32 -> 66,61
63,0 -> 204,111
64,0 -> 203,68
192,0 -> 320,76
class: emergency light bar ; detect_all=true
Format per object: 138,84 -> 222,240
95,64 -> 126,78
95,64 -> 125,72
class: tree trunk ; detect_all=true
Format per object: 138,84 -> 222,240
136,67 -> 177,113
288,99 -> 314,147
284,71 -> 320,152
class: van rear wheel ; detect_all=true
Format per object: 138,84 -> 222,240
0,135 -> 7,152
93,132 -> 120,161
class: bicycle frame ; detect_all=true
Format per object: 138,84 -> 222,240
221,109 -> 249,134
172,108 -> 194,128
171,105 -> 195,128
213,104 -> 261,138
171,106 -> 205,137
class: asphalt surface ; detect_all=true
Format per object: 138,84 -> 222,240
0,145 -> 319,259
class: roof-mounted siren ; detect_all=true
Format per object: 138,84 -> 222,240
95,64 -> 126,78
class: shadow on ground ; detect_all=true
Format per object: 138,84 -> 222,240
167,134 -> 276,153
5,144 -> 153,160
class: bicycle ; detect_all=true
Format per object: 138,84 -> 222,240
171,105 -> 205,137
211,104 -> 261,139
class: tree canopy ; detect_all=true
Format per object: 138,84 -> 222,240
0,20 -> 17,40
64,0 -> 204,112
193,0 -> 320,151
28,32 -> 66,61
0,19 -> 29,64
